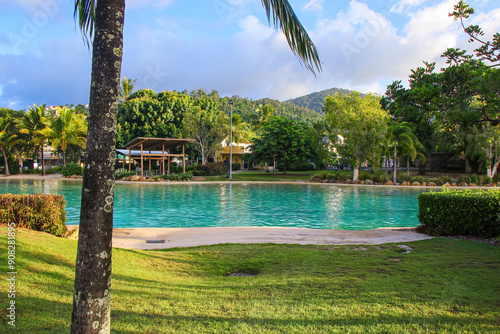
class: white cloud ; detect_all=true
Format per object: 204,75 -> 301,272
302,0 -> 324,12
390,0 -> 428,15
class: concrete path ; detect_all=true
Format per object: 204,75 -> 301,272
107,226 -> 433,250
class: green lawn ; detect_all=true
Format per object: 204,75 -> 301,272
2,227 -> 499,333
194,170 -> 324,182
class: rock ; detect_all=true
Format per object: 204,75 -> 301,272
451,183 -> 457,186
322,179 -> 328,183
359,180 -> 366,184
384,181 -> 394,186
147,178 -> 156,182
130,175 -> 140,182
427,182 -> 436,186
411,181 -> 421,186
444,182 -> 451,187
313,178 -> 321,183
469,183 -> 477,187
458,182 -> 468,187
365,179 -> 373,185
139,176 -> 147,182
327,179 -> 334,183
70,175 -> 77,178
352,180 -> 360,184
345,179 -> 352,184
401,181 -> 410,186
484,183 -> 491,187
421,182 -> 427,187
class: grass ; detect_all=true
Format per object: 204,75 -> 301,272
1,227 -> 499,333
194,170 -> 320,182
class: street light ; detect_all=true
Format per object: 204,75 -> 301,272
229,99 -> 233,180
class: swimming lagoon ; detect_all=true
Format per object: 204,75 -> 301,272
0,179 -> 432,230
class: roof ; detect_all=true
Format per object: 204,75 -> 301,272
122,137 -> 195,151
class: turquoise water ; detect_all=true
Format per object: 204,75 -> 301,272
0,180 -> 432,230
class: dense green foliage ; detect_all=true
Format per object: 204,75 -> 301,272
191,162 -> 227,176
157,172 -> 193,181
286,87 -> 352,114
324,92 -> 389,180
249,116 -> 313,173
61,162 -> 83,176
418,189 -> 500,238
0,194 -> 67,236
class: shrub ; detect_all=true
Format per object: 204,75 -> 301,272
372,173 -> 390,183
458,174 -> 478,184
158,172 -> 193,181
418,189 -> 500,238
195,162 -> 227,176
337,173 -> 351,181
0,194 -> 67,237
232,162 -> 241,171
478,175 -> 492,185
61,163 -> 83,177
493,174 -> 500,183
359,171 -> 372,181
46,167 -> 62,174
115,169 -> 135,180
436,175 -> 453,185
397,174 -> 412,183
22,168 -> 39,174
296,162 -> 315,171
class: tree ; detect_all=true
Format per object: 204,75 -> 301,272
388,122 -> 425,183
40,106 -> 87,166
73,1 -> 321,332
249,116 -> 311,174
16,104 -> 48,176
118,76 -> 137,101
324,92 -> 389,181
0,113 -> 22,176
183,97 -> 226,164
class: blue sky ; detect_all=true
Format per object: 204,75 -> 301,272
1,0 -> 499,110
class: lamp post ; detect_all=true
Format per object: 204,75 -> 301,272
229,99 -> 233,180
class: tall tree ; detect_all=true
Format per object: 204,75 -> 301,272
16,104 -> 48,176
73,0 -> 321,332
388,122 -> 425,183
40,106 -> 87,166
249,116 -> 311,174
0,113 -> 22,176
324,92 -> 388,181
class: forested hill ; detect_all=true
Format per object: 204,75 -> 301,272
286,87 -> 352,114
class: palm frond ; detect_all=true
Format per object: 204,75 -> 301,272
261,0 -> 322,75
74,0 -> 96,48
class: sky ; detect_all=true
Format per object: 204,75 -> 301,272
0,0 -> 499,110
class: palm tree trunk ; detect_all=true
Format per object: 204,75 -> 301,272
41,144 -> 45,177
393,143 -> 397,184
407,155 -> 410,176
71,1 -> 124,333
1,148 -> 10,176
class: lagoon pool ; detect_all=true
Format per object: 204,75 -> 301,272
0,180 -> 432,230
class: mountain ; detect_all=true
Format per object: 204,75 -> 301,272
286,87 -> 352,114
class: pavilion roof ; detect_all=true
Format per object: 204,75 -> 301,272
122,137 -> 195,151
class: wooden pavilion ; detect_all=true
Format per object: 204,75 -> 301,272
118,137 -> 195,177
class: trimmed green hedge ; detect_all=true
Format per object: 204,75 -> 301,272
0,194 -> 67,236
418,189 -> 500,238
158,172 -> 193,181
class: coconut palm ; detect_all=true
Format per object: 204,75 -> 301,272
118,76 -> 137,101
0,115 -> 22,176
251,103 -> 275,136
40,106 -> 87,166
388,122 -> 425,183
16,104 -> 48,176
73,1 -> 321,332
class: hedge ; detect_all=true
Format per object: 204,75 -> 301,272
0,194 -> 67,237
418,189 -> 500,238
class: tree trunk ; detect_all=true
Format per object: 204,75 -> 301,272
1,148 -> 10,176
71,1 -> 124,333
41,144 -> 45,176
393,143 -> 397,184
283,163 -> 286,174
352,166 -> 359,181
406,155 -> 410,176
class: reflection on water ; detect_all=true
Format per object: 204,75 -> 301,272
0,180 -> 434,230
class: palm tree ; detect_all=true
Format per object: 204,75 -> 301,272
0,116 -> 22,176
388,122 -> 425,183
16,104 -> 48,176
118,76 -> 137,101
40,107 -> 87,166
251,103 -> 275,136
73,1 -> 321,332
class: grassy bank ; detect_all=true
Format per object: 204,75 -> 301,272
1,227 -> 499,333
